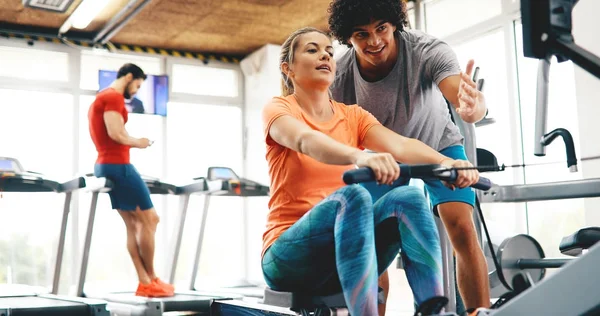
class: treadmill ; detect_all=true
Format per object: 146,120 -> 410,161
0,157 -> 110,316
76,172 -> 239,316
184,166 -> 270,299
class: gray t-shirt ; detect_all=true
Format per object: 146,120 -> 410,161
330,30 -> 463,151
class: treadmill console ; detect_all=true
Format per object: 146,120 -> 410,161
206,166 -> 269,196
0,157 -> 24,174
0,157 -> 83,193
207,166 -> 239,181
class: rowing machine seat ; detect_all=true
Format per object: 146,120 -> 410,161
263,287 -> 384,314
559,227 -> 600,256
263,288 -> 347,314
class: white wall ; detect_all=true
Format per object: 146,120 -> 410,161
240,44 -> 282,283
573,0 -> 600,226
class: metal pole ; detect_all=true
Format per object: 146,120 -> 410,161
517,258 -> 570,269
437,218 -> 456,312
168,194 -> 190,284
534,58 -> 551,156
52,191 -> 72,294
76,192 -> 99,297
189,195 -> 211,291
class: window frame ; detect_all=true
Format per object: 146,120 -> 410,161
0,38 -> 74,92
166,57 -> 244,107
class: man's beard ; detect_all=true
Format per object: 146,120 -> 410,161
123,82 -> 132,99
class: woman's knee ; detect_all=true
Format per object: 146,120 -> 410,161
377,186 -> 435,224
336,185 -> 373,210
385,186 -> 429,208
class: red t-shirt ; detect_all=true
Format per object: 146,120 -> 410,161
88,88 -> 130,164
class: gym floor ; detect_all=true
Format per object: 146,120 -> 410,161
387,264 -> 415,315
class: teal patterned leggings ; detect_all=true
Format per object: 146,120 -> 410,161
262,185 -> 443,315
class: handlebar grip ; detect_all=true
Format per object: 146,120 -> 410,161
342,167 -> 375,184
474,177 -> 492,190
343,165 -> 414,184
442,170 -> 492,190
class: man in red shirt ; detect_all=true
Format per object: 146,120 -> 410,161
88,63 -> 174,297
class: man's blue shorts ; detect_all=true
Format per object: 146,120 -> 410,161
94,163 -> 154,211
360,145 -> 475,214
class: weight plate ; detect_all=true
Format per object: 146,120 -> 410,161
497,234 -> 546,290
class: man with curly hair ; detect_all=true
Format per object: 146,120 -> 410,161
327,0 -> 490,314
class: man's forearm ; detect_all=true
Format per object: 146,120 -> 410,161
111,131 -> 139,147
392,137 -> 450,165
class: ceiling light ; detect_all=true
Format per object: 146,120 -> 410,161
70,0 -> 112,29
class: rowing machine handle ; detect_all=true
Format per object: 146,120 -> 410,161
342,165 -> 413,184
342,164 -> 492,191
437,169 -> 492,191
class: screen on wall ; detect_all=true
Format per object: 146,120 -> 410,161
98,70 -> 169,116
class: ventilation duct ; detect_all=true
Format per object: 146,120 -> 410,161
22,0 -> 75,13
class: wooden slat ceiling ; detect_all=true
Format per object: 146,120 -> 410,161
0,0 -> 333,57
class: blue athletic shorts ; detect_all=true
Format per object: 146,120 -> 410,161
361,145 -> 475,214
93,163 -> 154,211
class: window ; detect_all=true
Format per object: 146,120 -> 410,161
333,40 -> 350,60
166,102 -> 244,287
171,64 -> 239,98
77,95 -> 167,292
425,0 -> 502,38
0,89 -> 74,180
450,28 -> 529,235
452,28 -> 513,179
407,9 -> 416,30
513,21 -> 585,259
0,89 -> 74,290
80,50 -> 162,90
0,46 -> 69,82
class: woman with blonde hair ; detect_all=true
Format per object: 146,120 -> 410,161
260,27 -> 480,315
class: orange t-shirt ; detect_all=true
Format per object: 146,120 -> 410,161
262,95 -> 381,257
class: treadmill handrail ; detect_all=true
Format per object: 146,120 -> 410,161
140,174 -> 161,182
179,178 -> 208,194
144,180 -> 180,195
84,177 -> 114,193
59,177 -> 86,193
184,178 -> 228,195
24,170 -> 44,175
206,179 -> 227,193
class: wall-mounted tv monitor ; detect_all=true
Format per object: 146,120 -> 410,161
98,70 -> 169,116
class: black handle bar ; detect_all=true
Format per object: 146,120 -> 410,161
342,164 -> 492,191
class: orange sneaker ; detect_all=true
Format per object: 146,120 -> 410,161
135,281 -> 174,297
152,277 -> 175,293
468,308 -> 493,316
